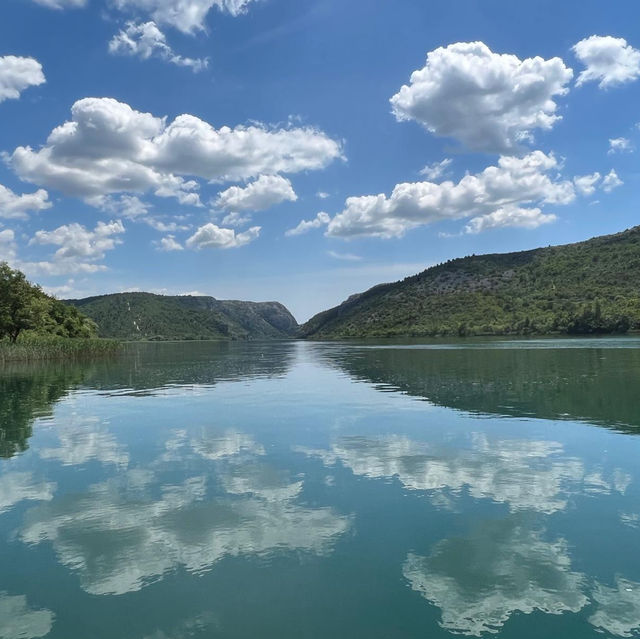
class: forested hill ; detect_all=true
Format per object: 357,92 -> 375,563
300,226 -> 640,339
66,293 -> 298,340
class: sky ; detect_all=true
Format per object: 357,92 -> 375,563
1,0 -> 640,321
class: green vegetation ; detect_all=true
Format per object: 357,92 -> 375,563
301,226 -> 640,339
66,292 -> 298,340
0,263 -> 119,361
0,336 -> 120,363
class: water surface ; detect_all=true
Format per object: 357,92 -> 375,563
1,339 -> 639,638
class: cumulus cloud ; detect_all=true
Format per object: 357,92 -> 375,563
574,172 -> 602,196
573,35 -> 640,88
464,205 -> 556,234
285,211 -> 330,236
326,151 -> 575,239
109,21 -> 208,71
9,98 -> 342,205
186,223 -> 259,249
112,0 -> 258,33
90,194 -> 151,219
0,593 -> 54,639
602,169 -> 623,192
215,174 -> 297,213
609,137 -> 634,154
0,229 -> 17,262
156,234 -> 184,251
390,41 -> 573,153
0,184 -> 50,220
0,55 -> 45,103
25,220 -> 125,275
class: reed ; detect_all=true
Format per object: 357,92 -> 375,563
0,336 -> 121,363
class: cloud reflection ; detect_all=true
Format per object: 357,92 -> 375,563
21,431 -> 350,596
0,592 -> 53,639
403,517 -> 588,636
298,433 -> 630,514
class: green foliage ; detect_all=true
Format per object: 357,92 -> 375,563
301,226 -> 640,339
66,293 -> 298,340
0,336 -> 120,363
0,262 -> 99,342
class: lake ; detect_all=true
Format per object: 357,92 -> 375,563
1,338 -> 639,638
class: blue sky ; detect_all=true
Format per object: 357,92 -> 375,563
1,0 -> 639,320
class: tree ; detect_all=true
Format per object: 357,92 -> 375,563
0,262 -> 98,342
0,263 -> 49,342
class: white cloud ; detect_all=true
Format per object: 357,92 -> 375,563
390,41 -> 572,153
214,174 -> 297,212
419,158 -> 452,180
10,97 -> 342,204
603,169 -> 623,192
0,593 -> 54,639
157,235 -> 184,251
285,211 -> 330,236
144,217 -> 190,232
0,229 -> 17,262
464,205 -> 556,234
327,250 -> 362,261
316,191 -> 330,199
221,211 -> 252,227
574,172 -> 602,196
109,21 -> 208,71
327,151 -> 575,239
609,137 -> 634,154
31,0 -> 85,7
112,0 -> 258,34
90,194 -> 151,219
0,184 -> 50,220
186,223 -> 260,249
25,220 -> 125,275
573,35 -> 640,89
0,55 -> 45,103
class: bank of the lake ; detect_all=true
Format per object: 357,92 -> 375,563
0,336 -> 121,363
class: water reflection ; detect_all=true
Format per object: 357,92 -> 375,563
0,592 -> 53,639
39,416 -> 129,468
299,433 -> 630,514
320,343 -> 640,431
21,430 -> 351,596
403,516 -> 588,636
0,472 -> 55,515
0,363 -> 87,458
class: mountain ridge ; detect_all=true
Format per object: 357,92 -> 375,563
300,226 -> 640,339
66,292 -> 298,340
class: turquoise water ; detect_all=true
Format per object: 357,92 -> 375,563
1,339 -> 639,638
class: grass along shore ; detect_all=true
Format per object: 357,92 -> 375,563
0,336 -> 121,363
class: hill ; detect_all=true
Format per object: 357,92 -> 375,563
301,226 -> 640,339
66,293 -> 298,340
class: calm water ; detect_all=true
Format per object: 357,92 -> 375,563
1,338 -> 639,638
